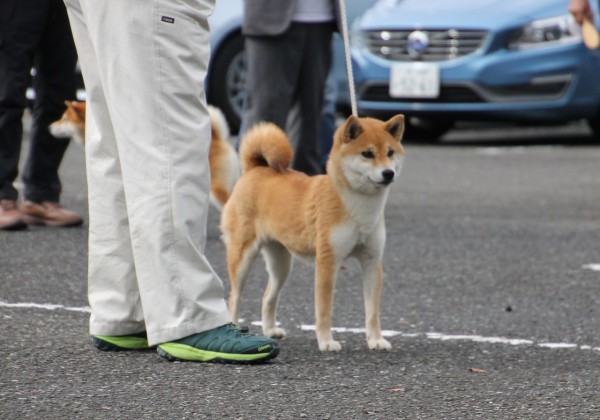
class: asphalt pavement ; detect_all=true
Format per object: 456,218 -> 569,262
1,118 -> 600,419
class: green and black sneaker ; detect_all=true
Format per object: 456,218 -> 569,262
157,323 -> 279,364
91,332 -> 151,351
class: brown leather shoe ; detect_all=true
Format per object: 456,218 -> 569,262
20,200 -> 83,227
0,199 -> 28,231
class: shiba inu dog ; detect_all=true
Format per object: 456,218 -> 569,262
49,101 -> 86,147
49,102 -> 240,210
221,114 -> 405,352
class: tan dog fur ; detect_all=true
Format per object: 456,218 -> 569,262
49,102 -> 240,210
49,101 -> 86,147
221,114 -> 405,352
207,105 -> 241,209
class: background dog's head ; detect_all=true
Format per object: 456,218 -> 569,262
49,101 -> 86,147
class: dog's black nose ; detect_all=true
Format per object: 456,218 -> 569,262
382,169 -> 395,181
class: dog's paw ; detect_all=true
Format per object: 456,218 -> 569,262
318,340 -> 342,352
367,337 -> 392,351
264,327 -> 287,339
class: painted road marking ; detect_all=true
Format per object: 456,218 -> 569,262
299,325 -> 600,352
2,301 -> 598,353
582,264 -> 600,272
0,301 -> 91,313
475,146 -> 560,156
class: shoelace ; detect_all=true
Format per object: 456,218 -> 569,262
226,323 -> 251,337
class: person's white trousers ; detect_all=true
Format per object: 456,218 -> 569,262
63,0 -> 231,345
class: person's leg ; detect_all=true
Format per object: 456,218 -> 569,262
0,0 -> 46,201
319,62 -> 337,172
288,23 -> 333,176
78,0 -> 231,346
288,59 -> 337,174
239,27 -> 304,140
21,0 -> 77,204
63,0 -> 145,337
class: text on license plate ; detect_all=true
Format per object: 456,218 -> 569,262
389,63 -> 440,99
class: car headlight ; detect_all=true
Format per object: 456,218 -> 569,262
509,14 -> 581,50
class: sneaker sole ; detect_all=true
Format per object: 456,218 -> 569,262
92,335 -> 151,351
157,343 -> 279,364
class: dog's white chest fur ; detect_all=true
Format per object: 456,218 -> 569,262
329,190 -> 388,259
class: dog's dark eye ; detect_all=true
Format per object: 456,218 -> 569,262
387,149 -> 395,158
361,150 -> 375,159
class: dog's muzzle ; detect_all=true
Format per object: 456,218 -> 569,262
380,169 -> 395,185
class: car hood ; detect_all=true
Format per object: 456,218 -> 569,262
360,0 -> 569,31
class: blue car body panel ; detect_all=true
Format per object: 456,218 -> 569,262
353,0 -> 600,122
208,0 -> 243,50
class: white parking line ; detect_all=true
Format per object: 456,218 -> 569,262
0,301 -> 90,313
475,146 -> 561,156
3,301 -> 599,353
582,264 -> 600,272
299,325 -> 600,353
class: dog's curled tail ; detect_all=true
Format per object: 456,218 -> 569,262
239,122 -> 293,173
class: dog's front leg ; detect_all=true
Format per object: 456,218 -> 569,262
358,254 -> 391,350
315,246 -> 342,352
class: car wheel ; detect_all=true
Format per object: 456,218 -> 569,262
403,117 -> 453,142
208,34 -> 246,134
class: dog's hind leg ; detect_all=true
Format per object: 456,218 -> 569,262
357,254 -> 391,350
226,236 -> 259,324
260,241 -> 292,338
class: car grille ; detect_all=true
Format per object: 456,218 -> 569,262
363,29 -> 488,62
360,80 -> 570,104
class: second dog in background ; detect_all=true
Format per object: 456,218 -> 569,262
50,103 -> 240,210
49,101 -> 86,147
207,105 -> 241,209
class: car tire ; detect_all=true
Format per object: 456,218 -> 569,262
403,117 -> 453,142
208,33 -> 246,134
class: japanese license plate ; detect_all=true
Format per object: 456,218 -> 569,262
389,63 -> 440,98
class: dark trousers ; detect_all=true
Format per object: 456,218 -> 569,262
241,22 -> 334,176
0,0 -> 77,202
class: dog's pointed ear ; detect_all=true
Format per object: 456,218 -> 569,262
342,115 -> 364,143
384,114 -> 405,143
69,101 -> 86,118
65,100 -> 77,111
